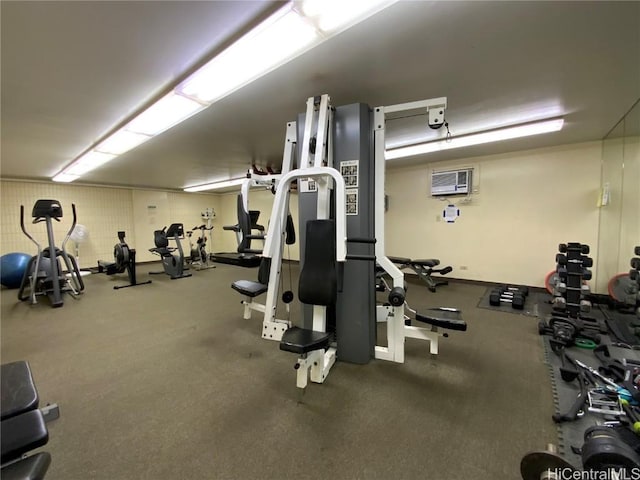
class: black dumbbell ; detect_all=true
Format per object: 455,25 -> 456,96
499,284 -> 529,296
490,289 -> 525,309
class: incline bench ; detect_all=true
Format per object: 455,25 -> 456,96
387,256 -> 453,292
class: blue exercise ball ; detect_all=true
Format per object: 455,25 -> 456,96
1,253 -> 32,289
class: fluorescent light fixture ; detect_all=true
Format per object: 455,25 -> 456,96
178,4 -> 318,103
184,178 -> 246,192
53,0 -> 399,183
386,118 -> 565,160
64,151 -> 116,176
52,173 -> 80,183
300,0 -> 395,33
125,92 -> 207,136
94,130 -> 152,156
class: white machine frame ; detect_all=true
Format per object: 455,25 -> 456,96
373,97 -> 449,363
237,121 -> 297,326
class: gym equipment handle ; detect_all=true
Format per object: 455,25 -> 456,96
346,237 -> 377,244
346,254 -> 376,262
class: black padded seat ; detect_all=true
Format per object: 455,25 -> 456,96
416,308 -> 467,331
231,280 -> 268,298
1,410 -> 49,463
412,258 -> 440,267
1,452 -> 51,480
1,362 -> 38,421
279,327 -> 331,354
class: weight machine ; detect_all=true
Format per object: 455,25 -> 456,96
260,94 -> 466,390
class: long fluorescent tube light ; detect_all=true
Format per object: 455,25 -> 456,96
64,151 -> 116,176
300,0 -> 395,33
52,173 -> 80,183
94,130 -> 152,155
53,0 -> 398,183
178,5 -> 318,103
385,118 -> 565,160
184,178 -> 246,192
125,92 -> 207,136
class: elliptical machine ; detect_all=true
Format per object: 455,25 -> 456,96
189,225 -> 215,270
149,224 -> 192,279
98,231 -> 152,289
18,199 -> 85,307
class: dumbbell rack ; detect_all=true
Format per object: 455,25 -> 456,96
539,242 -> 606,346
630,246 -> 640,318
553,242 -> 593,318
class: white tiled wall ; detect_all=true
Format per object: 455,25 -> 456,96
0,181 -> 221,268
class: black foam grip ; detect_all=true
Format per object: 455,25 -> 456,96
388,287 -> 405,306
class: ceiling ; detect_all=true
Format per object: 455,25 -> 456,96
2,1 -> 639,192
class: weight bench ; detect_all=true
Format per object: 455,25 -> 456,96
231,258 -> 271,320
388,256 -> 453,292
279,220 -> 337,389
231,215 -> 295,326
1,361 -> 57,480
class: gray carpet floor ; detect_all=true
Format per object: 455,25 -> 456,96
1,263 -> 557,480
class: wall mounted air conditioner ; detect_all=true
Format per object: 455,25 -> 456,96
431,169 -> 472,196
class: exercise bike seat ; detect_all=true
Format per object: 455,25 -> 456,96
280,327 -> 331,355
231,280 -> 268,298
1,361 -> 38,421
415,307 -> 467,331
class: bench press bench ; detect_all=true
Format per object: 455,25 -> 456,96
387,255 -> 453,292
1,361 -> 57,480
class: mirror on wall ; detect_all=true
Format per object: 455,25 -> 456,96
596,99 -> 640,294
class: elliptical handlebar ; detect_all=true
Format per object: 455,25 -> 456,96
20,205 -> 41,250
60,203 -> 77,252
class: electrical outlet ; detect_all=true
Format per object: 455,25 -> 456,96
460,265 -> 468,270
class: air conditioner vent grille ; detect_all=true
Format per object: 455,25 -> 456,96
431,169 -> 472,196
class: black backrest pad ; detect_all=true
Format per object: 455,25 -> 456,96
153,230 -> 169,249
237,195 -> 252,252
257,257 -> 271,285
165,223 -> 184,238
32,200 -> 63,219
299,220 -> 337,306
285,214 -> 296,245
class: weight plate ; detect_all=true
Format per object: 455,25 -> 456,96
521,451 -> 576,480
545,271 -> 559,295
608,273 -> 634,303
574,338 -> 597,349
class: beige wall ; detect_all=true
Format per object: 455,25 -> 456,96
0,180 -> 221,267
0,140 -> 617,288
385,141 -> 603,288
